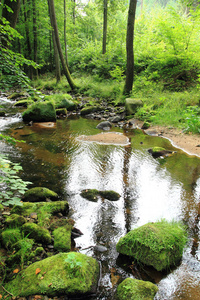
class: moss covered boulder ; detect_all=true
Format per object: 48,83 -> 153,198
4,214 -> 27,227
14,99 -> 34,107
22,101 -> 56,122
116,220 -> 187,271
23,187 -> 58,202
21,223 -> 52,244
11,201 -> 69,217
5,252 -> 99,297
99,190 -> 120,201
125,98 -> 143,115
148,147 -> 174,158
53,224 -> 72,252
1,228 -> 22,250
81,189 -> 120,202
80,106 -> 101,116
116,278 -> 158,300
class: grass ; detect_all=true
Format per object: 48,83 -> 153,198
31,73 -> 200,133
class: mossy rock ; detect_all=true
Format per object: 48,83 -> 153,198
5,214 -> 27,227
0,111 -> 6,117
14,99 -> 34,107
116,220 -> 187,271
125,98 -> 143,115
22,101 -> 56,122
0,204 -> 4,211
6,238 -> 34,265
5,252 -> 99,297
55,98 -> 76,111
11,201 -> 69,217
80,189 -> 120,202
53,224 -> 72,252
56,108 -> 67,116
8,92 -> 29,100
1,228 -> 22,250
23,187 -> 58,202
21,223 -> 52,244
80,189 -> 99,202
50,218 -> 72,231
80,106 -> 101,116
99,190 -> 120,201
116,278 -> 158,300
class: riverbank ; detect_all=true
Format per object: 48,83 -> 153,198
148,126 -> 200,157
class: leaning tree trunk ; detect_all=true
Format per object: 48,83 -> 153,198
48,0 -> 76,91
64,0 -> 68,66
102,0 -> 107,54
123,0 -> 137,96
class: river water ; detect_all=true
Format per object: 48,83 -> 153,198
0,96 -> 200,299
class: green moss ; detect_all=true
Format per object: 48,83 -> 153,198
80,189 -> 99,202
22,101 -> 56,122
46,94 -> 76,111
99,190 -> 120,201
53,225 -> 72,252
0,204 -> 4,211
152,147 -> 166,153
116,220 -> 187,271
21,223 -> 51,244
23,187 -> 58,202
11,201 -> 69,218
1,228 -> 22,250
80,106 -> 101,116
116,278 -> 158,300
56,108 -> 67,115
5,252 -> 99,297
14,100 -> 34,107
50,218 -> 72,231
6,238 -> 34,266
81,189 -> 120,202
5,214 -> 27,227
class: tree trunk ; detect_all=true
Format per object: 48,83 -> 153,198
2,0 -> 21,28
23,0 -> 32,78
64,0 -> 68,66
32,0 -> 38,78
48,0 -> 76,91
123,0 -> 137,96
72,0 -> 76,25
102,0 -> 107,54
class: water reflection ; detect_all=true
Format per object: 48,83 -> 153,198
1,111 -> 200,299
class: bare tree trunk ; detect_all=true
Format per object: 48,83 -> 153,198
53,30 -> 61,83
33,0 -> 38,78
64,0 -> 68,66
2,0 -> 21,28
48,0 -> 76,91
123,0 -> 137,96
23,0 -> 32,78
102,0 -> 107,54
72,0 -> 76,25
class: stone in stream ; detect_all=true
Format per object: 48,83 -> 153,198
23,187 -> 58,202
116,278 -> 158,300
116,220 -> 187,271
96,121 -> 112,130
22,101 -> 56,122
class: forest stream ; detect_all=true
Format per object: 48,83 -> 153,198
1,96 -> 200,299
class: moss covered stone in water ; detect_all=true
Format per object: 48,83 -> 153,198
22,102 -> 56,122
116,220 -> 187,271
81,189 -> 120,202
4,252 -> 99,297
99,190 -> 120,201
116,278 -> 158,300
23,187 -> 58,202
53,224 -> 72,252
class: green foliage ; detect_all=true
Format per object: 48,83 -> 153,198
64,252 -> 83,278
183,105 -> 200,133
0,155 -> 32,207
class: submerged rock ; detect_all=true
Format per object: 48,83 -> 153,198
23,187 -> 58,202
116,220 -> 187,271
5,252 -> 99,297
148,147 -> 175,158
22,101 -> 56,122
116,278 -> 158,300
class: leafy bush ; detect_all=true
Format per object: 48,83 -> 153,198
183,105 -> 200,133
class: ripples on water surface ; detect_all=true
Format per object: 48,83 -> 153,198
0,98 -> 200,299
